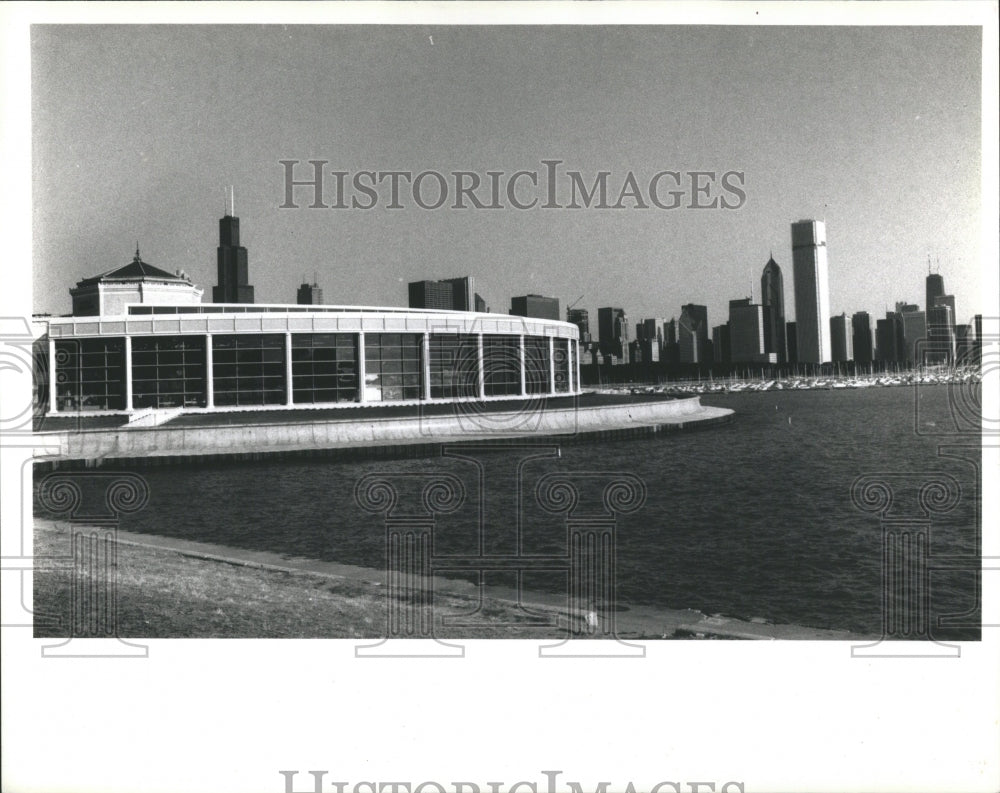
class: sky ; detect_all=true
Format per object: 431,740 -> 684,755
31,24 -> 985,331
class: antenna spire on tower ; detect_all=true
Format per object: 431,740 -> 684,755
230,185 -> 235,217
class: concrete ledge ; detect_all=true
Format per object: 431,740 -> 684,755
34,396 -> 733,468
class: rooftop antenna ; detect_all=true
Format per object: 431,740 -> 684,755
135,241 -> 140,260
230,185 -> 235,217
749,267 -> 753,302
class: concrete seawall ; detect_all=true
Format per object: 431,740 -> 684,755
35,396 -> 733,468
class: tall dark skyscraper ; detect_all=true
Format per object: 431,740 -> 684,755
924,263 -> 958,366
679,303 -> 709,364
876,316 -> 902,363
213,197 -> 254,304
728,298 -> 767,363
926,270 -> 945,318
567,308 -> 591,345
598,307 -> 628,360
852,311 -> 874,365
760,256 -> 786,363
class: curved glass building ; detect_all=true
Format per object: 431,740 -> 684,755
36,304 -> 581,416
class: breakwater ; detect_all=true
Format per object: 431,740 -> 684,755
34,394 -> 733,469
600,366 -> 981,397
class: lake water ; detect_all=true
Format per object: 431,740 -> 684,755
37,383 -> 983,639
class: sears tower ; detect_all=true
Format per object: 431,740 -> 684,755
213,189 -> 255,304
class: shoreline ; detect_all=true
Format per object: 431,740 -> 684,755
32,519 -> 871,641
32,394 -> 734,469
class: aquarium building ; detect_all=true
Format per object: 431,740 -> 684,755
35,215 -> 581,416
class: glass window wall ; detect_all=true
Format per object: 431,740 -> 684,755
292,333 -> 358,404
364,333 -> 422,401
428,334 -> 479,399
212,334 -> 286,406
483,335 -> 521,397
132,335 -> 207,409
554,338 -> 571,393
55,338 -> 126,411
523,336 -> 551,395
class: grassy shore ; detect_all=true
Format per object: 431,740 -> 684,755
32,520 -> 864,641
32,521 -> 621,640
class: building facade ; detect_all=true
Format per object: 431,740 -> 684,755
297,281 -> 324,305
678,304 -> 709,364
408,276 -> 484,313
597,307 -> 628,361
925,272 -> 945,319
728,298 -> 769,364
790,220 -> 832,364
760,256 -> 786,363
927,303 -> 956,364
36,305 -> 581,415
829,312 -> 853,363
511,294 -> 560,321
898,309 -> 926,366
69,249 -> 203,316
851,312 -> 873,365
566,308 -> 591,346
213,212 -> 254,304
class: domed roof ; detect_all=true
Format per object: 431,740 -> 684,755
75,248 -> 191,287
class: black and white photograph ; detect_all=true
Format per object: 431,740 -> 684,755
2,3 -> 998,792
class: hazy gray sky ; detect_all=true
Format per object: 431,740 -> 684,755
32,25 -> 982,328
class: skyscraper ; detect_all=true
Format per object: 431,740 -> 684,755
213,200 -> 254,304
852,312 -> 873,365
791,220 -> 832,364
598,307 -> 628,360
510,294 -> 560,321
829,313 -> 853,363
926,270 -> 945,319
927,303 -> 956,364
760,256 -> 786,363
408,276 -> 483,312
876,317 -> 901,364
712,323 -> 731,364
728,298 -> 767,363
785,321 -> 798,364
898,309 -> 926,366
408,280 -> 453,310
678,304 -> 708,364
635,318 -> 664,363
567,308 -> 591,346
297,280 -> 323,305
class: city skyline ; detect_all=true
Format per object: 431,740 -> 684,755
27,25 -> 986,333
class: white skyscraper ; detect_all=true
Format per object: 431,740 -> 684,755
791,220 -> 832,364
